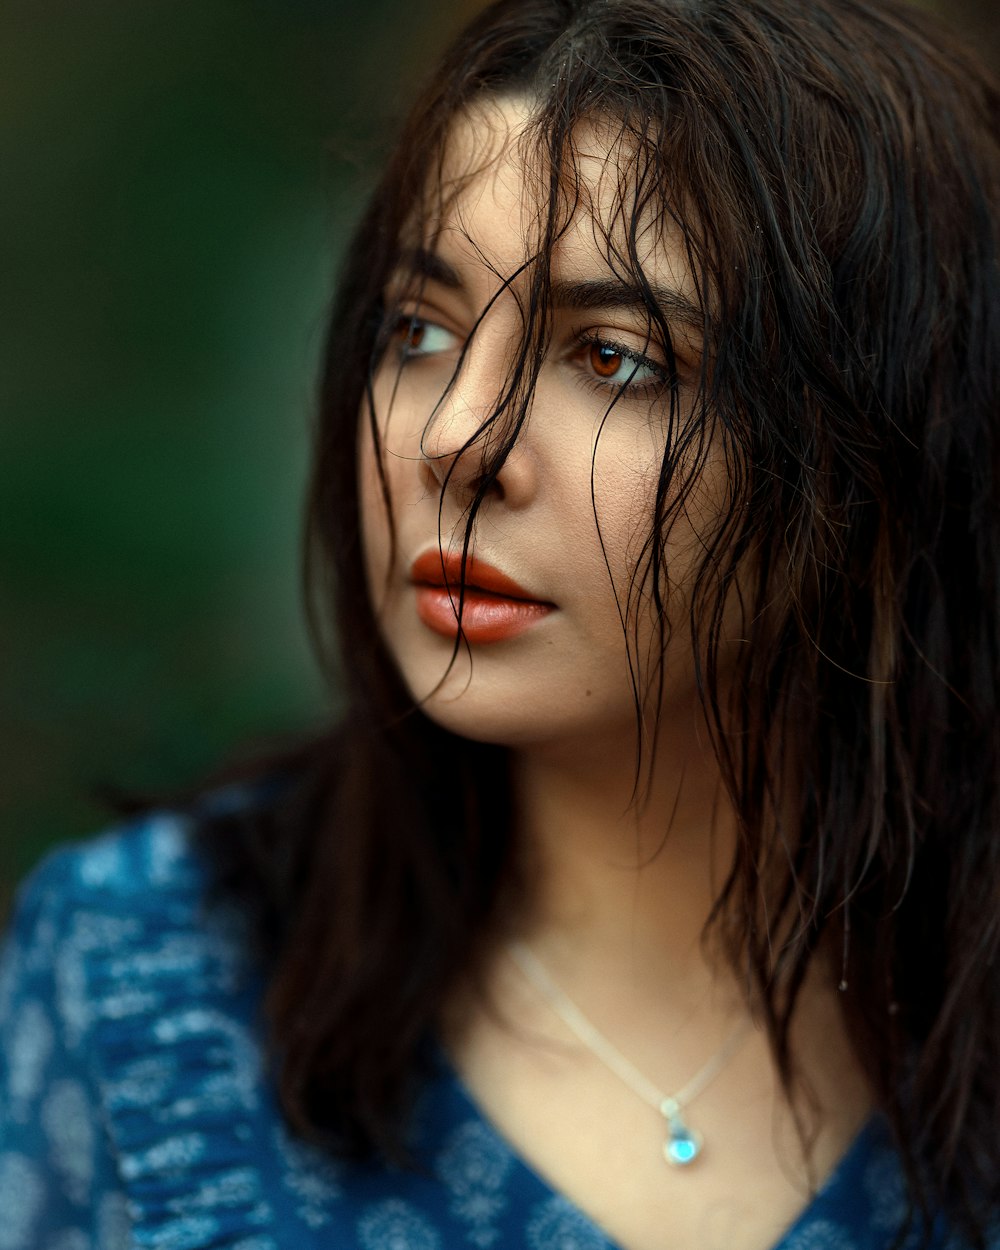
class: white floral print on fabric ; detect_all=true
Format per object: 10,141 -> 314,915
151,1008 -> 262,1110
273,1124 -> 343,1229
55,911 -> 144,1052
24,909 -> 59,975
0,1152 -> 45,1250
358,1198 -> 441,1250
52,936 -> 90,1053
102,1053 -> 175,1112
143,815 -> 193,889
95,1191 -> 132,1250
167,1167 -> 261,1213
141,1213 -> 220,1250
6,999 -> 54,1121
436,1120 -> 512,1246
40,1079 -> 95,1205
525,1195 -> 610,1250
76,839 -> 127,890
119,1131 -> 207,1181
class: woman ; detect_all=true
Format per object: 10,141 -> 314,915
1,0 -> 998,1246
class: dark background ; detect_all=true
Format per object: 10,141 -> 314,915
1,0 -> 996,903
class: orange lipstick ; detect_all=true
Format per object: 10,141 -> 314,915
410,551 -> 553,644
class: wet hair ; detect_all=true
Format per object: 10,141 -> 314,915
204,0 -> 1000,1241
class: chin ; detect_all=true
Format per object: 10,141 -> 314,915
403,671 -> 637,754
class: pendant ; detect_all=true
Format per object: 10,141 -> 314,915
660,1097 -> 703,1167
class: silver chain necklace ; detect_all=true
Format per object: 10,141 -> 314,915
508,941 -> 750,1168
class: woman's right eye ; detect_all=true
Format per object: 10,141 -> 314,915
391,315 -> 458,360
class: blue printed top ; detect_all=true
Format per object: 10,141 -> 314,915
0,811 -> 992,1250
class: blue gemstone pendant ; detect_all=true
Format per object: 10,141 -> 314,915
660,1097 -> 703,1167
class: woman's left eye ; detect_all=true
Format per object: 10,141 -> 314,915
393,315 -> 459,359
573,337 -> 669,392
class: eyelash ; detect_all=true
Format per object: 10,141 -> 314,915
383,313 -> 673,399
568,332 -> 673,399
385,313 -> 456,361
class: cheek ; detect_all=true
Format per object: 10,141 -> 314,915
589,425 -> 669,576
588,423 -> 728,652
357,360 -> 429,570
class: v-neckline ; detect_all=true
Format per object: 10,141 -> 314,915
428,1039 -> 883,1250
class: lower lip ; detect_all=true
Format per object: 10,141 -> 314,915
414,585 -> 552,644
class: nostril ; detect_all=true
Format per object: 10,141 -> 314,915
442,458 -> 506,504
471,468 -> 505,504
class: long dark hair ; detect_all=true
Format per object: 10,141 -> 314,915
204,0 -> 1000,1241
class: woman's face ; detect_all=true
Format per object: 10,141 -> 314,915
360,98 -> 724,751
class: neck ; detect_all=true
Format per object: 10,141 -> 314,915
507,700 -> 739,1014
444,702 -> 874,1188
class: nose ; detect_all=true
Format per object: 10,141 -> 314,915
419,346 -> 535,508
419,391 -> 495,496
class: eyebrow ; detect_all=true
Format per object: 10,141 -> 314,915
389,247 -> 706,332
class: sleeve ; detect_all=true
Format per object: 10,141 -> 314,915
0,853 -> 132,1250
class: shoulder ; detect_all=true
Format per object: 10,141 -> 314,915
10,790 -> 247,920
3,810 -> 200,1007
3,805 -> 257,1040
0,804 -> 274,1248
10,809 -> 201,923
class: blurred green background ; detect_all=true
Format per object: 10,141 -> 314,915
1,0 -> 996,903
0,0 -> 478,902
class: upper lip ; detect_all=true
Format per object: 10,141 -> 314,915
410,550 -> 549,603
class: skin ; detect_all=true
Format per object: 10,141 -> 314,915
360,98 -> 871,1250
360,96 -> 721,753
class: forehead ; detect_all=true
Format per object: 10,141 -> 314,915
401,95 -> 697,309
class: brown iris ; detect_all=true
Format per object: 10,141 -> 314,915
401,317 -> 425,350
590,343 -> 624,378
